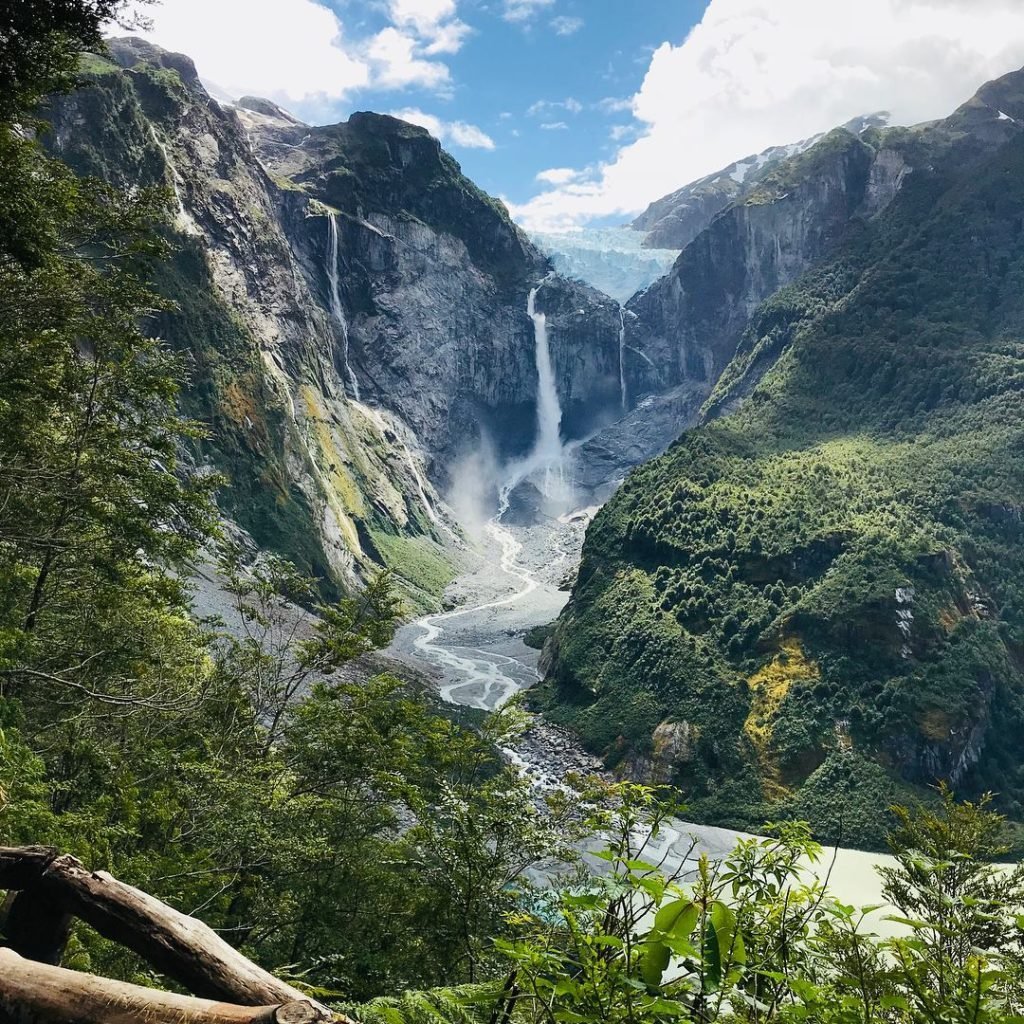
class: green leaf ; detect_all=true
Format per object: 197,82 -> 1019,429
654,899 -> 699,940
641,939 -> 672,989
711,901 -> 744,968
704,919 -> 722,989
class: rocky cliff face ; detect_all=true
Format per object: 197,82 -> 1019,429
573,122 -> 901,497
630,115 -> 888,251
46,39 -> 622,601
238,100 -> 622,472
623,129 -> 881,409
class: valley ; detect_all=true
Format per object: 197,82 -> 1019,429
10,4 -> 1024,1019
45,37 -> 1024,848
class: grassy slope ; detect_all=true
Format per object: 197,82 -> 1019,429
541,126 -> 1024,849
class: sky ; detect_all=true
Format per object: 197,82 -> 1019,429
118,0 -> 1024,231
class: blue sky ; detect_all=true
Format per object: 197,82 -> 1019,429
305,0 -> 706,211
127,0 -> 1024,230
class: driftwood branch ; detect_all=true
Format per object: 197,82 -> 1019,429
0,949 -> 325,1024
0,847 -> 334,1016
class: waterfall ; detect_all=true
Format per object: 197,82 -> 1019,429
525,282 -> 570,500
528,284 -> 563,465
326,213 -> 361,402
618,306 -> 628,412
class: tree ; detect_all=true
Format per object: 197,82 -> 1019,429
878,785 -> 1024,1021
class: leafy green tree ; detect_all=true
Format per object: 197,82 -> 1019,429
0,0 -> 215,725
491,786 -> 1024,1024
877,786 -> 1024,1022
213,545 -> 402,751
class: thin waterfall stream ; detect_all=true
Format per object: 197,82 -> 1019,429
326,212 -> 361,402
618,306 -> 628,412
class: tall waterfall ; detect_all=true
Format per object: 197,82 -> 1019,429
618,306 -> 628,412
326,213 -> 361,402
518,281 -> 572,503
528,284 -> 563,465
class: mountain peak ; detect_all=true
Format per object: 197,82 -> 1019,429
237,96 -> 305,126
105,36 -> 200,86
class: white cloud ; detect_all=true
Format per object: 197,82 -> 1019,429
390,107 -> 496,149
536,167 -> 580,184
118,0 -> 461,104
540,121 -> 569,131
511,0 -> 1024,230
388,0 -> 471,56
597,96 -> 633,114
550,15 -> 583,36
367,27 -> 451,90
118,0 -> 369,102
527,97 -> 583,116
610,123 -> 639,141
390,0 -> 456,30
503,0 -> 555,24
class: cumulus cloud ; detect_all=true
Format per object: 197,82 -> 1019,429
550,15 -> 583,36
390,107 -> 497,149
511,0 -> 1024,230
367,27 -> 451,91
118,0 -> 460,104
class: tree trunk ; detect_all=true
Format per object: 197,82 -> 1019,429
0,949 -> 329,1024
0,847 -> 330,1012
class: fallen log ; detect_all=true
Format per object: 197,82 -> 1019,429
0,949 -> 328,1024
0,847 -> 329,1012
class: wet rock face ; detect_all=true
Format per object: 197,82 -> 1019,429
622,131 -> 878,408
248,109 -> 624,471
533,279 -> 622,443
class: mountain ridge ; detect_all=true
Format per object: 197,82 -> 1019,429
540,65 -> 1024,846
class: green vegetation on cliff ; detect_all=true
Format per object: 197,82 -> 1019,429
543,101 -> 1024,846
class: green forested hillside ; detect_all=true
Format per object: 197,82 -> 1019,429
543,96 -> 1024,847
